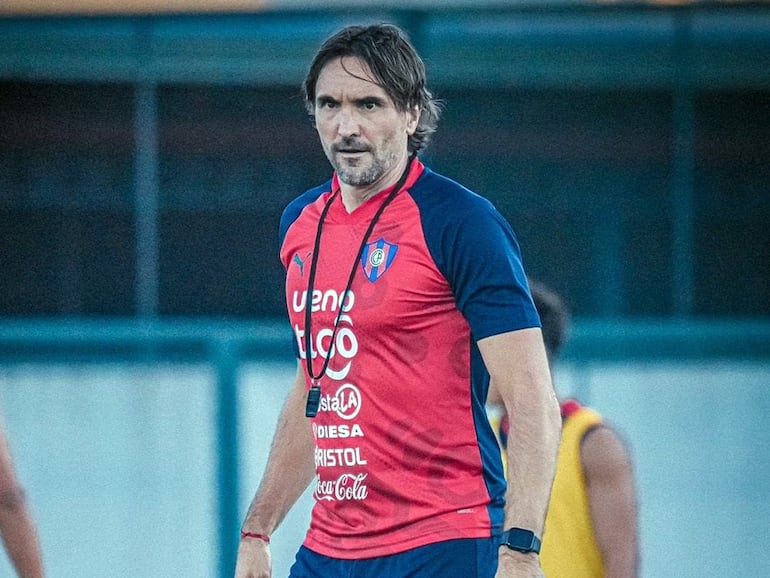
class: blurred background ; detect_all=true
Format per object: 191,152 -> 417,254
0,0 -> 768,576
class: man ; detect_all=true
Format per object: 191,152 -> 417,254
0,418 -> 44,577
490,280 -> 639,577
235,24 -> 560,578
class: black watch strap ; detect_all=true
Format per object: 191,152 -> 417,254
500,527 -> 542,554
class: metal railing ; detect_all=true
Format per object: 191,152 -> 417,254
1,316 -> 768,576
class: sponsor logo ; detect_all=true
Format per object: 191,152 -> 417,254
312,423 -> 364,439
292,288 -> 358,381
292,289 -> 358,381
291,288 -> 354,314
314,447 -> 368,467
318,383 -> 361,420
293,252 -> 311,277
314,473 -> 369,502
294,321 -> 357,381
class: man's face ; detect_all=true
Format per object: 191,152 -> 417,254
313,56 -> 418,190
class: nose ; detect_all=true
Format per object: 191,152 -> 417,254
336,106 -> 360,137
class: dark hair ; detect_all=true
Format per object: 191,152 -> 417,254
528,279 -> 571,362
302,23 -> 442,153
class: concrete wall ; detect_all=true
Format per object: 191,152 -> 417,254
2,358 -> 769,577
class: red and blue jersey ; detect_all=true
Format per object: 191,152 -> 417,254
278,159 -> 540,558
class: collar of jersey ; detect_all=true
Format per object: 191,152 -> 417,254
326,158 -> 425,223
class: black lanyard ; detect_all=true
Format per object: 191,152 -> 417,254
304,154 -> 415,417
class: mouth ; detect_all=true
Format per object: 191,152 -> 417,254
334,143 -> 369,155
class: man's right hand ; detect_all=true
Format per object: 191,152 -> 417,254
234,538 -> 271,578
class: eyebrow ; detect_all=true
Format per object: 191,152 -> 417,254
315,94 -> 388,107
356,96 -> 386,106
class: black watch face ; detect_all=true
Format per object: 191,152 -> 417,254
503,528 -> 540,553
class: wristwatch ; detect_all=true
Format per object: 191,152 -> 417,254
500,527 -> 541,554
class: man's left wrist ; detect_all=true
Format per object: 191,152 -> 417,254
499,527 -> 542,554
498,547 -> 541,570
499,546 -> 538,558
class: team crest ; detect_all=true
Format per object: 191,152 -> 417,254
361,238 -> 398,282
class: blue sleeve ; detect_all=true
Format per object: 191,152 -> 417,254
278,180 -> 330,359
411,170 -> 540,340
278,180 -> 331,249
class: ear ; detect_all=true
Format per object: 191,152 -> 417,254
405,105 -> 420,135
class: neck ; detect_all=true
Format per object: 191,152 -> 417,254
339,155 -> 412,213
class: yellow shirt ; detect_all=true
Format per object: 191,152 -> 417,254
540,401 -> 605,578
489,400 -> 605,577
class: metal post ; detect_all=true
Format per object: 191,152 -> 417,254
671,10 -> 696,316
134,81 -> 159,318
212,339 -> 241,578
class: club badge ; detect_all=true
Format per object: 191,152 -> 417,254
361,238 -> 398,282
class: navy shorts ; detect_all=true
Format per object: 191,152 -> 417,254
288,537 -> 499,578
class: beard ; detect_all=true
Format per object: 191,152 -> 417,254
335,160 -> 383,187
332,147 -> 400,188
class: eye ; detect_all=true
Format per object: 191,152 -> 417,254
317,97 -> 338,110
359,98 -> 381,111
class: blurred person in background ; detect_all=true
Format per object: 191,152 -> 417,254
489,279 -> 638,578
235,23 -> 560,578
0,417 -> 44,578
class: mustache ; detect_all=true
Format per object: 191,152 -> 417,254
332,139 -> 369,153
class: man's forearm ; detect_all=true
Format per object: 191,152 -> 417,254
241,372 -> 316,535
503,381 -> 561,534
478,328 -> 561,536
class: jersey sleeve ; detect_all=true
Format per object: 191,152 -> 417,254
278,180 -> 331,251
412,171 -> 540,340
278,181 -> 331,359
